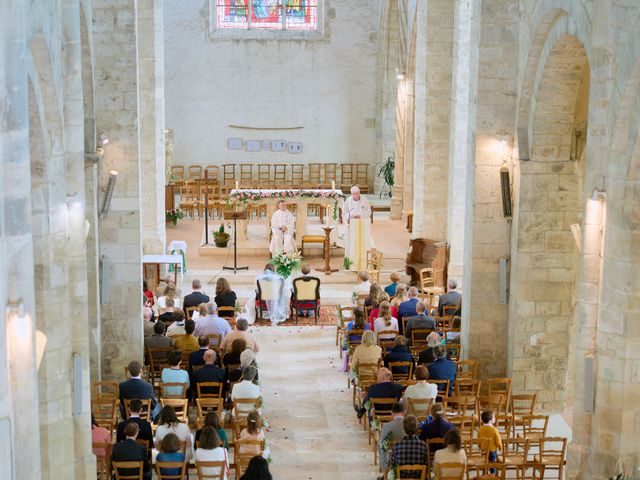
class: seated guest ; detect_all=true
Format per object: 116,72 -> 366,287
378,402 -> 405,471
194,302 -> 231,347
143,296 -> 155,325
446,316 -> 462,343
194,427 -> 229,478
397,287 -> 420,334
364,282 -> 383,308
231,366 -> 261,415
195,412 -> 229,449
390,284 -> 408,309
183,279 -> 210,315
145,320 -> 174,356
143,279 -> 154,307
240,456 -> 272,480
161,350 -> 190,397
112,422 -> 151,480
404,301 -> 436,345
438,278 -> 462,317
295,264 -> 318,317
189,335 -> 211,372
116,398 -> 153,445
143,307 -> 155,338
155,405 -> 193,461
384,272 -> 401,297
156,433 -> 186,476
353,270 -> 371,296
223,338 -> 247,368
155,274 -> 172,298
91,414 -> 112,457
427,345 -> 457,395
214,277 -> 237,308
383,335 -> 414,374
191,302 -> 208,321
158,284 -> 181,310
403,365 -> 437,415
368,292 -> 398,328
419,403 -> 454,450
119,360 -> 159,419
166,311 -> 187,338
357,367 -> 403,419
158,297 -> 177,325
373,301 -> 399,340
193,349 -> 227,397
349,330 -> 382,378
433,428 -> 467,475
389,416 -> 427,479
174,319 -> 199,354
418,332 -> 446,365
238,410 -> 266,457
229,348 -> 260,384
220,318 -> 260,353
345,308 -> 370,347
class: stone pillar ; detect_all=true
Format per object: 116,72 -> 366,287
137,0 -> 166,255
94,0 -> 144,377
391,78 -> 406,219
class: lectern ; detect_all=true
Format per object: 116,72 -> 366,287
223,210 -> 249,274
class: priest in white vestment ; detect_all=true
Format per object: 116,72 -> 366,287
342,185 -> 372,271
269,199 -> 296,255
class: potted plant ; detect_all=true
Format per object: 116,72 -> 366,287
166,208 -> 186,226
214,225 -> 230,248
343,256 -> 354,270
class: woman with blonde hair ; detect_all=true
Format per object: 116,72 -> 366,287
349,330 -> 382,378
191,302 -> 208,321
390,284 -> 408,309
373,301 -> 399,340
368,292 -> 398,328
238,410 -> 265,456
158,283 -> 181,309
384,272 -> 401,297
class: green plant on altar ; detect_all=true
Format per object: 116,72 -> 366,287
343,256 -> 353,270
268,251 -> 303,279
166,208 -> 186,226
213,224 -> 230,248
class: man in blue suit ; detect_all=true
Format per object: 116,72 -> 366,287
357,367 -> 403,419
427,345 -> 457,396
404,301 -> 436,345
397,286 -> 420,334
118,360 -> 160,420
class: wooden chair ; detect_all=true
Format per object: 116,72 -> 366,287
355,163 -> 369,193
366,249 -> 383,283
195,460 -> 227,480
222,164 -> 236,184
204,165 -> 219,182
188,165 -> 202,180
135,438 -> 150,456
123,398 -> 151,421
454,379 -> 481,397
234,439 -> 265,477
92,380 -> 119,400
495,414 -> 514,441
291,163 -> 304,185
419,267 -> 435,292
196,381 -> 225,399
307,163 -> 322,188
388,361 -> 414,385
178,184 -> 198,218
93,442 -> 112,480
155,461 -> 187,480
92,397 -> 118,434
429,379 -> 451,400
112,461 -> 144,480
257,164 -> 272,188
337,305 -> 354,349
217,306 -> 236,328
486,378 -> 512,408
411,329 -> 433,348
515,463 -> 545,480
186,306 -> 198,320
340,163 -> 354,191
322,163 -> 338,189
206,333 -> 223,350
445,396 -> 477,416
146,346 -> 171,385
291,276 -> 321,324
476,394 -> 507,420
160,398 -> 189,422
272,163 -> 288,186
405,397 -> 433,421
434,463 -> 465,480
521,415 -> 549,440
442,305 -> 458,318
368,397 -> 397,444
447,344 -> 462,362
449,415 -> 475,440
464,439 -> 490,472
397,464 -> 427,480
468,463 -> 506,480
426,437 -> 446,477
377,330 -> 399,354
239,164 -> 254,187
511,393 -> 537,436
256,277 -> 287,323
196,397 -> 224,428
534,437 -> 567,480
353,361 -> 379,407
456,360 -> 478,380
500,438 -> 529,472
160,382 -> 188,399
170,165 -> 185,183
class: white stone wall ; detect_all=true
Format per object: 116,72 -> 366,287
163,0 -> 380,191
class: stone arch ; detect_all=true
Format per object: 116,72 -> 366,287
509,32 -> 590,414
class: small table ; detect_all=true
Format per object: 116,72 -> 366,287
316,225 -> 338,275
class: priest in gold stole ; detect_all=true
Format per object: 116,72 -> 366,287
342,185 -> 372,271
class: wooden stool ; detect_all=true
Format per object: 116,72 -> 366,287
301,235 -> 325,256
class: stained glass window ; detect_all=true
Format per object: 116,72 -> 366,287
215,0 -> 318,31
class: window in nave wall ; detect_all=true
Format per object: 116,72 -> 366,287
211,0 -> 323,39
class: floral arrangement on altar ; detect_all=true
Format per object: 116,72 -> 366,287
165,208 -> 186,226
268,251 -> 303,279
229,189 -> 345,202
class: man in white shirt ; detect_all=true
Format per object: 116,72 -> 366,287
269,199 -> 296,255
230,365 -> 261,414
342,185 -> 372,270
194,302 -> 232,348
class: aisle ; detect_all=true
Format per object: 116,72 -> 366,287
252,325 -> 379,479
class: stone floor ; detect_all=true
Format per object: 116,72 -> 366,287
253,325 -> 379,480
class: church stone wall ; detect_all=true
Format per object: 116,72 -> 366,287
163,0 -> 380,192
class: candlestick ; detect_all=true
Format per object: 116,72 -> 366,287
331,180 -> 335,190
235,180 -> 239,191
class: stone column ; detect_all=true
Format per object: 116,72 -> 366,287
93,0 -> 144,377
390,79 -> 406,219
137,0 -> 166,255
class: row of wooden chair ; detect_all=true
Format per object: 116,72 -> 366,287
170,162 -> 371,192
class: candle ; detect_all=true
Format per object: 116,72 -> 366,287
326,206 -> 330,224
235,180 -> 239,191
331,180 -> 335,190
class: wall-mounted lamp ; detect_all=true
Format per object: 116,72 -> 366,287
396,68 -> 405,80
98,132 -> 109,146
99,170 -> 118,219
6,302 -> 47,370
591,188 -> 606,201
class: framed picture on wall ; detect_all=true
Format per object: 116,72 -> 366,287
228,137 -> 243,150
272,140 -> 286,152
287,142 -> 303,154
246,140 -> 261,152
262,140 -> 271,151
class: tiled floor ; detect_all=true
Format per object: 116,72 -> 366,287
252,325 -> 379,479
